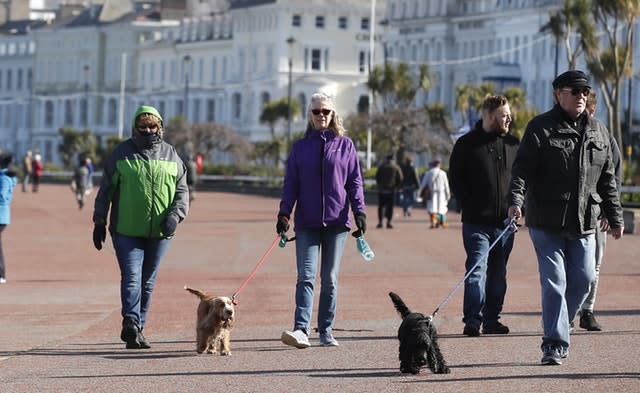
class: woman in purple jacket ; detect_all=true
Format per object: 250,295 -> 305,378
277,92 -> 367,348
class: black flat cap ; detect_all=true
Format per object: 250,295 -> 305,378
552,70 -> 591,89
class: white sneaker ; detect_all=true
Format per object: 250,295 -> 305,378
0,277 -> 6,284
281,329 -> 310,349
319,333 -> 339,347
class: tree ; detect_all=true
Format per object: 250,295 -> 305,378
367,62 -> 431,113
453,84 -> 537,140
259,98 -> 300,139
58,128 -> 97,169
541,0 -> 591,70
579,0 -> 639,159
164,118 -> 253,166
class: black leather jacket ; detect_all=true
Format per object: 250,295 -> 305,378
509,105 -> 623,235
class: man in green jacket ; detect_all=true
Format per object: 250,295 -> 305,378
93,105 -> 189,349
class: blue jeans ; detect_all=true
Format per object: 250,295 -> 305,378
401,187 -> 416,215
112,234 -> 171,329
293,227 -> 348,336
529,228 -> 595,350
462,223 -> 514,328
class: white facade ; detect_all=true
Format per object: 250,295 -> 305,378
0,0 -> 384,165
383,0 -> 640,128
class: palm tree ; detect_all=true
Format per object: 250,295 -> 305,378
579,0 -> 639,163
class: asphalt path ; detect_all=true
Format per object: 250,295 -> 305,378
0,184 -> 638,392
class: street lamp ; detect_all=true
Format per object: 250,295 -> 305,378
83,64 -> 90,128
182,54 -> 192,118
286,36 -> 295,154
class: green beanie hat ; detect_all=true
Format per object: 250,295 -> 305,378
131,105 -> 163,129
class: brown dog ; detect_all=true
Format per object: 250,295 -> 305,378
184,286 -> 235,355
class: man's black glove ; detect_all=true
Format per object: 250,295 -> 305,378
161,214 -> 179,238
352,212 -> 367,238
93,225 -> 106,250
276,214 -> 290,234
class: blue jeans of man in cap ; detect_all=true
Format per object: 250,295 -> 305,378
292,227 -> 348,336
462,223 -> 514,328
112,234 -> 171,329
528,228 -> 595,350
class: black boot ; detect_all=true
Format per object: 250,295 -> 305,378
121,318 -> 142,349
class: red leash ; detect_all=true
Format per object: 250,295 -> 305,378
231,234 -> 281,305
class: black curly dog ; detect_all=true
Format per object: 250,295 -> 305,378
389,292 -> 450,375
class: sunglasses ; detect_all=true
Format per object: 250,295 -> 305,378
561,87 -> 590,97
311,108 -> 332,116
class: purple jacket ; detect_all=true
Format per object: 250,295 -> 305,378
279,129 -> 366,230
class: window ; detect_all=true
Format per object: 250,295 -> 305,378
45,101 -> 54,127
80,98 -> 88,127
261,92 -> 270,108
361,17 -> 369,30
7,69 -> 12,90
211,57 -> 217,84
207,99 -> 215,121
17,69 -> 23,90
108,98 -> 117,126
193,99 -> 201,122
315,16 -> 325,28
292,14 -> 301,27
338,17 -> 348,29
297,93 -> 307,120
358,50 -> 367,73
65,99 -> 73,125
232,92 -> 242,119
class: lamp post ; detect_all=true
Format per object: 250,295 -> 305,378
182,54 -> 192,118
286,36 -> 295,154
83,64 -> 89,128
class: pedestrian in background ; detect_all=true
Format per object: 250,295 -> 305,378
0,153 -> 17,284
277,92 -> 367,349
400,155 -> 420,218
508,70 -> 623,366
31,153 -> 43,193
577,90 -> 622,331
375,154 -> 403,229
22,150 -> 32,193
85,157 -> 94,191
92,105 -> 189,350
419,159 -> 450,228
71,156 -> 89,210
449,95 -> 520,337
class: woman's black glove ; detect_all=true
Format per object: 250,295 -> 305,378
93,225 -> 106,250
161,214 -> 179,238
352,212 -> 367,237
276,214 -> 290,234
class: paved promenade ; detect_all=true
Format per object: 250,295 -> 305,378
0,184 -> 638,392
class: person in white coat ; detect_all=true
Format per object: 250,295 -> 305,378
419,159 -> 450,228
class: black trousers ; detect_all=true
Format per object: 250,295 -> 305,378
378,192 -> 395,223
0,224 -> 6,278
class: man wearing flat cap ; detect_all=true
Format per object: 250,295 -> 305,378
507,70 -> 623,366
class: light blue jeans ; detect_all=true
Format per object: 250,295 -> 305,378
112,234 -> 171,329
528,228 -> 595,350
292,227 -> 348,336
462,223 -> 514,328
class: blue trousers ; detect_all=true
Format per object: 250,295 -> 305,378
292,227 -> 348,336
112,234 -> 171,329
462,223 -> 514,328
529,228 -> 595,350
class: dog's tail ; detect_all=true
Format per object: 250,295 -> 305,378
389,291 -> 412,318
184,286 -> 208,300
